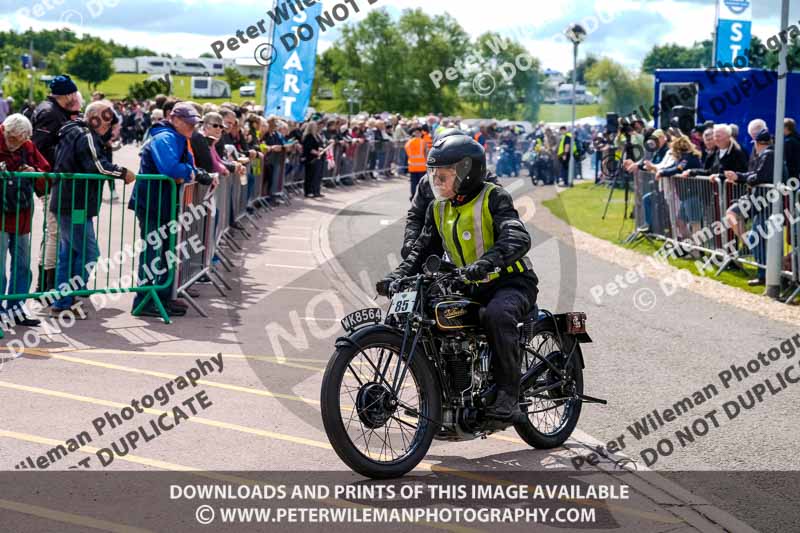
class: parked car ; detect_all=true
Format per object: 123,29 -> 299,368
239,82 -> 256,97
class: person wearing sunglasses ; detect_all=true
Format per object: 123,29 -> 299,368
190,112 -> 227,183
377,135 -> 539,424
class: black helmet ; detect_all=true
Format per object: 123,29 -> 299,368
432,127 -> 468,143
427,135 -> 486,197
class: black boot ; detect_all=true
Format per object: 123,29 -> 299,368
485,389 -> 524,423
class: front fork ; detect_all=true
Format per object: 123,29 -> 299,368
388,276 -> 425,399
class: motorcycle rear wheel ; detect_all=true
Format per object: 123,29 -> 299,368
514,320 -> 583,449
320,330 -> 442,479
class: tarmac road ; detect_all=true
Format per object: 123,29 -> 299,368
0,148 -> 796,531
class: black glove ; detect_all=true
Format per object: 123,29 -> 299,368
195,169 -> 214,186
400,240 -> 415,260
376,277 -> 395,297
463,260 -> 493,282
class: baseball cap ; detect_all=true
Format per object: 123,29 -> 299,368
170,102 -> 200,125
755,129 -> 772,144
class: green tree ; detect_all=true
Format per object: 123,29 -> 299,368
317,47 -> 347,85
127,78 -> 170,101
336,10 -> 411,113
567,55 -> 598,84
586,58 -> 653,116
64,42 -> 112,91
461,32 -> 542,121
3,70 -> 47,106
223,66 -> 247,90
398,9 -> 470,114
762,37 -> 800,71
642,41 -> 712,73
321,8 -> 471,114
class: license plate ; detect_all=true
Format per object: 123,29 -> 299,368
387,291 -> 417,316
340,308 -> 381,333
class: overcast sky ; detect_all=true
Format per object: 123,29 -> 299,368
1,0 -> 797,71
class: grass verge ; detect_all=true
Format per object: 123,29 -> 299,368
541,182 -> 765,295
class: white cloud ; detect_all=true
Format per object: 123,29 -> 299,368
2,0 -> 792,69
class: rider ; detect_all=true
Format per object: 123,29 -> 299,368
378,135 -> 538,422
402,129 -> 499,259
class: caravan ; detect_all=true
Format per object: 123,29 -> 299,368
113,58 -> 137,73
191,77 -> 231,98
200,59 -> 226,76
172,59 -> 211,76
137,57 -> 172,75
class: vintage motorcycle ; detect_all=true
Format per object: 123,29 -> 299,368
320,256 -> 604,479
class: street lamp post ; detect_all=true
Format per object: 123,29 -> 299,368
565,23 -> 587,188
342,81 -> 362,122
0,65 -> 10,91
766,0 -> 790,299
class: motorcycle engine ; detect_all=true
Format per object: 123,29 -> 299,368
438,336 -> 490,404
436,337 -> 494,440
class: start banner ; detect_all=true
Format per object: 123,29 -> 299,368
264,0 -> 323,121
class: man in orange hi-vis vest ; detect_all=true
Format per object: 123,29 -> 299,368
405,126 -> 427,199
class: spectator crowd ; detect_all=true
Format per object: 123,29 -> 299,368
1,71 -> 798,331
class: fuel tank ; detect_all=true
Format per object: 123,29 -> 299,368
432,298 -> 482,331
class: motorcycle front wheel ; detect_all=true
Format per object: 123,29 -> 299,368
320,330 -> 442,479
514,319 -> 583,449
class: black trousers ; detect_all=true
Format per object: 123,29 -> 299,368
304,159 -> 322,196
473,273 -> 539,398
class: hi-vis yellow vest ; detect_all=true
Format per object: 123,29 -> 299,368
432,183 -> 527,283
557,133 -> 578,157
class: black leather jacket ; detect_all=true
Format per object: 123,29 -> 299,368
735,145 -> 782,186
31,96 -> 77,166
401,171 -> 500,258
393,180 -> 532,284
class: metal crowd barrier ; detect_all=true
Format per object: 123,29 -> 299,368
0,172 -> 179,336
630,170 -> 800,303
171,182 -> 227,317
0,140 -> 416,331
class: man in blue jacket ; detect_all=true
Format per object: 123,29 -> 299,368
131,101 -> 201,318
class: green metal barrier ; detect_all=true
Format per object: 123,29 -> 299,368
0,171 -> 179,339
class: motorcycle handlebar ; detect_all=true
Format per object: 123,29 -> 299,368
388,268 -> 466,294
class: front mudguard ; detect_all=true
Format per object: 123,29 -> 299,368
334,324 -> 447,405
334,323 -> 404,352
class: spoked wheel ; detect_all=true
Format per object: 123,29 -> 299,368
320,330 -> 441,479
514,319 -> 583,448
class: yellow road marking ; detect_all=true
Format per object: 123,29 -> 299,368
0,381 -> 330,451
10,348 -> 559,448
0,498 -> 153,533
1,390 -> 678,525
64,350 -> 327,372
3,352 -> 683,525
18,351 -> 321,406
0,430 -> 478,533
31,347 -> 332,367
